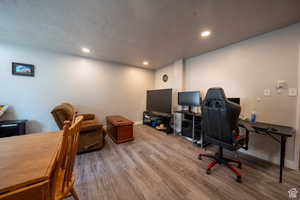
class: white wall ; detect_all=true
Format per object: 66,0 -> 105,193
155,59 -> 184,110
155,60 -> 184,132
185,23 -> 300,169
297,43 -> 300,169
155,60 -> 183,91
0,43 -> 154,133
155,23 -> 300,169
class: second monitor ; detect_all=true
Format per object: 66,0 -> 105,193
228,97 -> 240,105
178,91 -> 201,112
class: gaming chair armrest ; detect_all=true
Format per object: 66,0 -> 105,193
234,135 -> 248,150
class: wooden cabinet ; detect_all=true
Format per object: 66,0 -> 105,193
106,116 -> 134,144
0,120 -> 27,138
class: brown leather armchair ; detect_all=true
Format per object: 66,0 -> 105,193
51,103 -> 105,153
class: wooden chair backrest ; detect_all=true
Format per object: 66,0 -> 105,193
51,116 -> 83,198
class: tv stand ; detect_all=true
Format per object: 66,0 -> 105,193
143,111 -> 173,134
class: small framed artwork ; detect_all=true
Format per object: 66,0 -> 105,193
12,62 -> 35,77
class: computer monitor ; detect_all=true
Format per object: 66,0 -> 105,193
228,98 -> 240,105
178,91 -> 201,112
178,91 -> 201,106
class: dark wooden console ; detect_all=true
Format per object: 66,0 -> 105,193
143,111 -> 173,134
0,120 -> 27,138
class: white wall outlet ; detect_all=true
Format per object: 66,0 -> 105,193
264,89 -> 271,96
288,88 -> 297,97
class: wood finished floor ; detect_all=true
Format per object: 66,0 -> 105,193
72,125 -> 300,200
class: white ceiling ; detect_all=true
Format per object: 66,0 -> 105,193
0,0 -> 300,69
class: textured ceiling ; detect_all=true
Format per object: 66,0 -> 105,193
0,0 -> 300,69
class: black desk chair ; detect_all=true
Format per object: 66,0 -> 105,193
198,88 -> 247,183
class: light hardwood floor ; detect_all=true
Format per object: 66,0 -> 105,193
72,125 -> 300,200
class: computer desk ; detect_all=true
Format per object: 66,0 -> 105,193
238,120 -> 295,183
174,111 -> 295,183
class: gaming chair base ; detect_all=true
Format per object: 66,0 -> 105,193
198,147 -> 242,183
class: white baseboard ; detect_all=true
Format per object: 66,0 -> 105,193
285,160 -> 298,170
239,149 -> 298,170
134,121 -> 143,125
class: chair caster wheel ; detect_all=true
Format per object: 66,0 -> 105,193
236,176 -> 242,183
238,163 -> 242,169
198,155 -> 202,160
206,169 -> 211,175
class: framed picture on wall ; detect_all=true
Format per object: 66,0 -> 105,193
12,62 -> 35,77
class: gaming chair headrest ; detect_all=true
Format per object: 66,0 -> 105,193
204,87 -> 227,101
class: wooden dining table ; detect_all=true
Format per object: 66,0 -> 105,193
0,131 -> 62,198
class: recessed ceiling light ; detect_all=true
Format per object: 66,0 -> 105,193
81,47 -> 91,53
143,61 -> 149,65
201,31 -> 211,37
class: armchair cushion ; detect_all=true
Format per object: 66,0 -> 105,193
77,113 -> 95,121
80,120 -> 103,133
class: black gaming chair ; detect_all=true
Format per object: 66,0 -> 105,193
198,88 -> 247,183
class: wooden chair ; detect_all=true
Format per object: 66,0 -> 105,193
50,116 -> 83,200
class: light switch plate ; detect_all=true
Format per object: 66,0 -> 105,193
264,89 -> 271,96
288,88 -> 297,97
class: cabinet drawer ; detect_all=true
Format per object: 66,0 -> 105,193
117,125 -> 133,140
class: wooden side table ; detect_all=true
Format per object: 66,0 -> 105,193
0,120 -> 27,138
106,116 -> 134,144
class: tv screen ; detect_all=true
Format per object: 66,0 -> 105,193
146,89 -> 172,113
228,98 -> 240,105
178,91 -> 201,106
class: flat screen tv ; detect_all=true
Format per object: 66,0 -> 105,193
146,89 -> 172,113
178,91 -> 201,106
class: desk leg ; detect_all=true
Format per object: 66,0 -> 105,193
173,114 -> 175,135
20,122 -> 26,135
279,136 -> 286,183
192,115 -> 195,144
245,129 -> 249,150
174,114 -> 177,135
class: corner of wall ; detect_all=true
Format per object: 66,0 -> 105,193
296,43 -> 300,170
